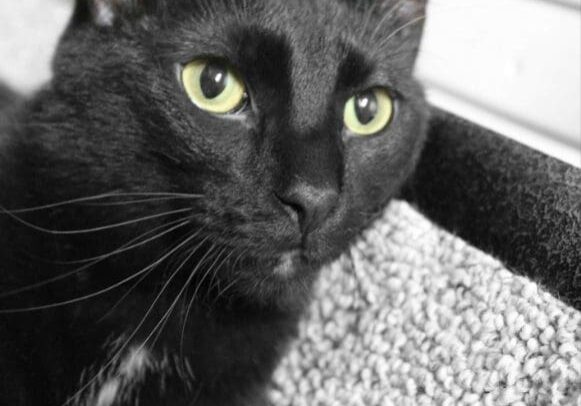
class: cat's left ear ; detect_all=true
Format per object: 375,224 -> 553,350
71,0 -> 152,27
344,0 -> 427,31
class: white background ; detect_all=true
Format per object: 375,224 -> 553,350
0,0 -> 580,166
417,0 -> 581,166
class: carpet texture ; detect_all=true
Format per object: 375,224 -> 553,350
270,201 -> 581,406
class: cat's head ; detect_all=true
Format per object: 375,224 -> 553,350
45,0 -> 428,309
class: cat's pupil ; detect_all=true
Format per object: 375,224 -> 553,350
200,62 -> 228,99
355,91 -> 378,125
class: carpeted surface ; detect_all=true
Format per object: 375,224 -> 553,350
270,201 -> 581,405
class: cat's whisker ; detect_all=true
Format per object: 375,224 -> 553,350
179,246 -> 231,357
357,0 -> 383,42
63,232 -> 211,406
186,229 -> 236,296
211,248 -> 249,306
142,243 -> 218,352
206,245 -> 234,298
1,192 -> 202,214
114,243 -> 218,378
369,0 -> 408,41
128,238 -> 215,351
0,207 -> 191,235
79,196 -> 200,207
214,275 -> 242,304
199,246 -> 236,303
380,14 -> 427,47
98,272 -> 151,326
95,226 -> 209,324
150,242 -> 219,351
0,219 -> 191,299
163,238 -> 213,329
0,228 -> 204,314
54,217 -> 191,265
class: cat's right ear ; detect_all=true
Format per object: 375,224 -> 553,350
71,0 -> 151,27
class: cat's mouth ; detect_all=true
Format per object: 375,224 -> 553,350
236,247 -> 314,281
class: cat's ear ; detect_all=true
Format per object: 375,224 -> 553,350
344,0 -> 427,63
383,0 -> 427,37
344,0 -> 426,19
389,0 -> 427,21
71,0 -> 151,27
344,0 -> 427,28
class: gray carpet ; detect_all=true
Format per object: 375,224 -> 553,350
269,201 -> 581,405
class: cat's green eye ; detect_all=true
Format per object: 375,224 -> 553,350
343,88 -> 394,136
182,59 -> 247,114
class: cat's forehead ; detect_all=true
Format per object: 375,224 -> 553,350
163,0 -> 390,55
162,0 -> 400,76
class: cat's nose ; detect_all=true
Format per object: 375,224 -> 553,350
276,181 -> 339,234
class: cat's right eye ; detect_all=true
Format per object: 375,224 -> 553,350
181,59 -> 247,115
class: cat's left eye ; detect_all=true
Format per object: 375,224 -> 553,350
182,59 -> 247,115
343,88 -> 394,137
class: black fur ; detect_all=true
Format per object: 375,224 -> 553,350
0,83 -> 20,112
0,0 -> 428,404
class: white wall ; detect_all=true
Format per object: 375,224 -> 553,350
0,0 -> 71,94
416,0 -> 581,166
0,0 -> 579,166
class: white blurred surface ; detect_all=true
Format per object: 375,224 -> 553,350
0,0 -> 71,94
416,0 -> 581,166
0,0 -> 579,166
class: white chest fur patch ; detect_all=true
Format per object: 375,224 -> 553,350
95,380 -> 120,406
77,344 -> 195,406
93,0 -> 116,27
90,346 -> 154,406
119,347 -> 152,381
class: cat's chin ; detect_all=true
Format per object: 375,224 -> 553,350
223,249 -> 323,310
271,250 -> 302,279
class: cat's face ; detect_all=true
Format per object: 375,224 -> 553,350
48,0 -> 428,308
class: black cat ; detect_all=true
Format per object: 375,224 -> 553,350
0,0 -> 429,404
